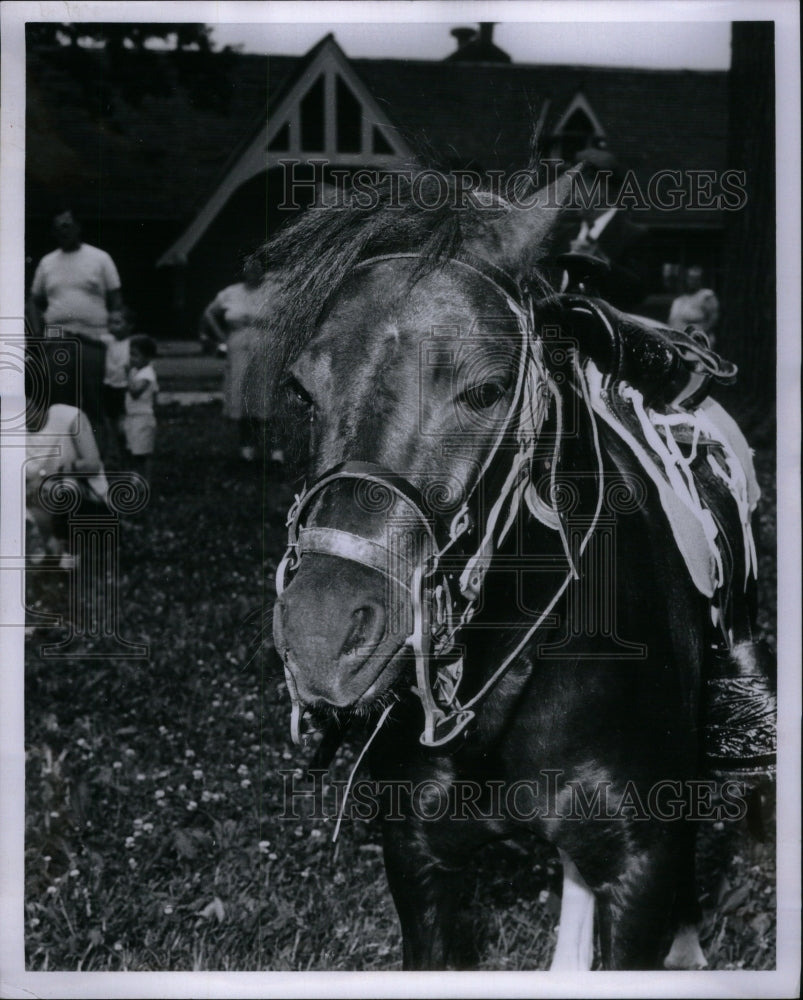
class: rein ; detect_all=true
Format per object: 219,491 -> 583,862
276,250 -> 604,748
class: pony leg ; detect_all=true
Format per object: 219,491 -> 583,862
664,925 -> 707,970
664,825 -> 707,969
550,850 -> 595,970
382,820 -> 467,970
595,845 -> 679,970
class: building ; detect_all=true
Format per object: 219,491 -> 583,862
26,24 -> 730,337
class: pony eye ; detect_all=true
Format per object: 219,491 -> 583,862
461,381 -> 507,410
283,375 -> 313,408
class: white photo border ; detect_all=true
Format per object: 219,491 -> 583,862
1,2 -> 799,997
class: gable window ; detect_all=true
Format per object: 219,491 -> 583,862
300,75 -> 325,151
268,121 -> 290,152
549,94 -> 606,166
336,76 -> 362,153
372,126 -> 394,154
264,41 -> 410,164
557,109 -> 597,163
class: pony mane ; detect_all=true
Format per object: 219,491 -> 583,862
251,172 -> 559,405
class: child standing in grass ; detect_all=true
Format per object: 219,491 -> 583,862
123,334 -> 158,485
102,307 -> 132,464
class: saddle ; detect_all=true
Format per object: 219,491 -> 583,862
555,289 -> 776,783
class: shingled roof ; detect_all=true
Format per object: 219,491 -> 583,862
26,41 -> 727,228
352,57 -> 727,186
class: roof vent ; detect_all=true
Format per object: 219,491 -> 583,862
445,22 -> 511,64
451,27 -> 476,50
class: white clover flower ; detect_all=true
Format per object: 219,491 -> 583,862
240,779 -> 251,789
154,790 -> 165,799
112,761 -> 123,770
142,823 -> 154,833
164,905 -> 174,915
268,852 -> 278,861
201,790 -> 212,803
192,769 -> 204,780
184,749 -> 195,759
186,800 -> 198,811
258,840 -> 270,853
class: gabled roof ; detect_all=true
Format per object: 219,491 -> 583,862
26,38 -> 728,243
351,56 -> 727,183
157,34 -> 414,264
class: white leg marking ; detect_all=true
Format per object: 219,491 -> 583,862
550,849 -> 595,971
664,923 -> 708,969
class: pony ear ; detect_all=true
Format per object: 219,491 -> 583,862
464,167 -> 579,278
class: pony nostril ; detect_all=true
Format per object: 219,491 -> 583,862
340,604 -> 381,658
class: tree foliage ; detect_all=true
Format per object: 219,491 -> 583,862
27,22 -> 215,52
26,22 -> 235,112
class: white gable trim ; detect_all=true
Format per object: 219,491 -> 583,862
551,92 -> 606,138
157,36 -> 413,266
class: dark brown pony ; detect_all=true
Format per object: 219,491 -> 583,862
263,171 -> 768,970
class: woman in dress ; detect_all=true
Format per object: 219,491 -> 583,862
200,257 -> 279,463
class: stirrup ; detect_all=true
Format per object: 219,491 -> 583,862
702,641 -> 776,783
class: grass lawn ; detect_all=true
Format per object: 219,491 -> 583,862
23,401 -> 777,971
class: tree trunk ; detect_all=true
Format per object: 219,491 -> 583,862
720,22 -> 776,414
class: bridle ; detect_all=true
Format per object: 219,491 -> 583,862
275,249 -> 603,747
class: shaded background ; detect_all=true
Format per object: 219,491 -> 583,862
25,20 -> 775,408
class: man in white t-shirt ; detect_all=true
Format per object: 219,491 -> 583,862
28,209 -> 123,451
29,209 -> 123,340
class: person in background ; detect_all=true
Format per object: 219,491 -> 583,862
27,208 -> 123,449
200,256 -> 282,465
669,265 -> 720,344
26,397 -> 108,570
554,142 -> 648,311
123,335 -> 159,486
28,208 -> 123,340
102,307 -> 133,465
